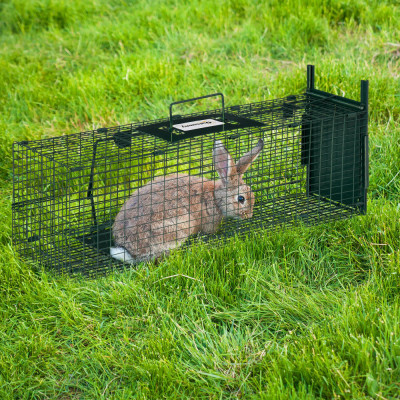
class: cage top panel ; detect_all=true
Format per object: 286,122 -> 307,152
14,92 -> 362,169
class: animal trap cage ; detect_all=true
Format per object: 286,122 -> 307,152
12,66 -> 369,275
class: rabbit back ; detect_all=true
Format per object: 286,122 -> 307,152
112,174 -> 220,262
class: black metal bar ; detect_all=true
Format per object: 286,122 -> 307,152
307,65 -> 315,90
307,89 -> 365,110
307,65 -> 364,110
12,143 -> 16,246
360,80 -> 369,214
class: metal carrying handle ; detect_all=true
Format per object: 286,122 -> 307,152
169,93 -> 225,132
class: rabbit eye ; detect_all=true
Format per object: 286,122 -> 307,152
238,195 -> 245,204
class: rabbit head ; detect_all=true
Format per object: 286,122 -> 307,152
213,138 -> 264,220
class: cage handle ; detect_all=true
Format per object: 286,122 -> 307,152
169,93 -> 225,132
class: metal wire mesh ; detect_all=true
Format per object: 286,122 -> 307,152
12,71 -> 369,276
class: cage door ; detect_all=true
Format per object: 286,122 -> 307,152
302,113 -> 364,207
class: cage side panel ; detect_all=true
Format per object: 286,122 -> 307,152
305,113 -> 364,207
60,133 -> 171,274
12,143 -> 62,267
12,143 -> 31,259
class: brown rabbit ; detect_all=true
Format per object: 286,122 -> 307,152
110,139 -> 264,263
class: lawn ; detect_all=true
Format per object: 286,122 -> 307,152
0,0 -> 399,398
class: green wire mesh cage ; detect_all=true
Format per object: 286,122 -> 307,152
12,65 -> 369,275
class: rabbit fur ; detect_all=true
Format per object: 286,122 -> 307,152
110,138 -> 264,263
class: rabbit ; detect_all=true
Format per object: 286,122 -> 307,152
110,138 -> 264,263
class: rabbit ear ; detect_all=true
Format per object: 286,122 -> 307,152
236,139 -> 264,176
213,140 -> 234,184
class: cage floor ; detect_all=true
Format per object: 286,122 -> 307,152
37,193 -> 356,275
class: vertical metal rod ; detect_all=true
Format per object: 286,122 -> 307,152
306,64 -> 315,204
360,80 -> 369,214
12,143 -> 16,247
307,65 -> 315,91
305,65 -> 315,201
305,121 -> 310,197
361,80 -> 369,107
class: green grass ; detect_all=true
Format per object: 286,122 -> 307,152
1,0 -> 400,398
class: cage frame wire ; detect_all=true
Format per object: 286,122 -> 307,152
12,65 -> 369,275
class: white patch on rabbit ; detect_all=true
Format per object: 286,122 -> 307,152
110,247 -> 134,263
